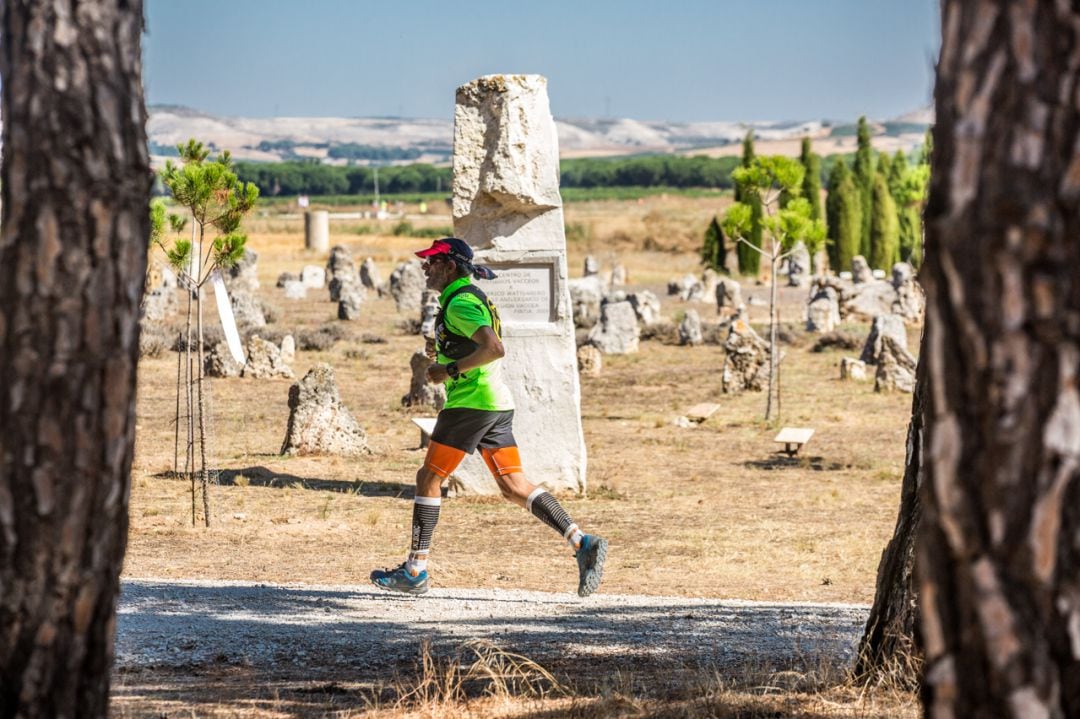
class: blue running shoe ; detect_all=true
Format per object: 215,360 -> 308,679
370,563 -> 429,595
575,535 -> 608,597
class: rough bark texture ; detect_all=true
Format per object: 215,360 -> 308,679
917,1 -> 1080,716
0,1 -> 149,716
856,335 -> 925,684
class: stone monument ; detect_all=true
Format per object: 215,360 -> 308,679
304,210 -> 329,252
451,74 -> 586,494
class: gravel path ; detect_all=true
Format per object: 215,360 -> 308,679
116,578 -> 870,677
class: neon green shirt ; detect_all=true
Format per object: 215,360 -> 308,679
438,277 -> 515,411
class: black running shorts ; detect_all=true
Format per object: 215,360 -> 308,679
430,408 -> 517,454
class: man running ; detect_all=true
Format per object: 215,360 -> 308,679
371,237 -> 607,597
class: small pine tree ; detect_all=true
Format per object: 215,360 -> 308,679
800,137 -> 823,223
853,116 -> 876,258
869,171 -> 900,270
701,215 -> 729,273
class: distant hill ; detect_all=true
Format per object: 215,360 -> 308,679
146,105 -> 931,165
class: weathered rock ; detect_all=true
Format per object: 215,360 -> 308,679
419,290 -> 440,337
891,262 -> 913,288
276,272 -> 299,288
577,344 -> 602,376
230,290 -> 266,331
338,285 -> 364,320
224,248 -> 259,294
851,255 -> 873,284
679,309 -> 704,346
242,336 -> 295,379
583,255 -> 600,277
721,320 -> 771,393
891,265 -> 925,323
281,363 -> 370,457
586,301 -> 640,354
301,265 -> 326,289
280,334 -> 296,365
680,274 -> 705,302
359,257 -> 382,290
283,280 -> 307,299
328,276 -> 357,303
628,290 -> 662,326
812,249 -> 829,277
716,278 -> 744,318
845,280 -> 899,320
389,260 -> 426,312
860,314 -> 908,365
610,263 -> 627,287
568,275 -> 604,329
874,335 -> 917,393
806,286 -> 841,333
326,245 -> 355,280
141,288 -> 175,322
401,350 -> 445,410
787,241 -> 811,288
840,357 -> 868,381
204,340 -> 243,378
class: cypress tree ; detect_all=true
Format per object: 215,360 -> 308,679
869,171 -> 900,270
825,160 -> 849,270
701,215 -> 728,273
799,137 -> 823,222
736,131 -> 762,276
827,165 -> 861,272
853,116 -> 875,258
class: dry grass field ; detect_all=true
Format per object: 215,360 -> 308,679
117,194 -> 919,717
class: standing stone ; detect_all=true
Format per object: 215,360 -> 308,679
304,210 -> 330,252
891,262 -> 913,288
873,335 -> 917,393
701,268 -> 719,300
721,320 -> 771,393
389,259 -> 426,312
840,357 -> 868,381
679,309 -> 704,346
360,257 -> 382,290
328,276 -> 357,303
452,74 -> 587,494
160,265 -> 178,289
851,255 -> 873,284
577,344 -> 602,376
276,271 -> 298,288
568,275 -> 603,329
283,279 -> 307,300
280,334 -> 296,365
338,285 -> 364,320
402,350 -> 446,410
628,290 -> 662,326
610,263 -> 627,287
891,262 -> 925,322
241,336 -> 295,379
204,340 -> 243,378
812,249 -> 829,277
230,290 -> 266,331
326,245 -> 357,301
140,288 -> 175,322
716,278 -> 744,318
281,363 -> 370,457
226,249 -> 260,294
679,274 -> 704,302
860,314 -> 908,365
301,265 -> 326,289
806,286 -> 841,333
586,300 -> 640,354
419,290 -> 440,337
787,241 -> 811,288
583,255 -> 600,277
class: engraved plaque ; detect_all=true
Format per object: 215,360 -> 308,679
481,263 -> 555,324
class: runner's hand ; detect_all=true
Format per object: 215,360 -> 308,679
426,363 -> 449,384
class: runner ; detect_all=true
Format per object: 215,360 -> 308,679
371,237 -> 607,597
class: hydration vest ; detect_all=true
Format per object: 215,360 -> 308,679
435,284 -> 502,360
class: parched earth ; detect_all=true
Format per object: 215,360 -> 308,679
116,578 -> 870,678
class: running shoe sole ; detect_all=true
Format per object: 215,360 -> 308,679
577,536 -> 608,597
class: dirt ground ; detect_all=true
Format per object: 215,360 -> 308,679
127,194 -> 914,604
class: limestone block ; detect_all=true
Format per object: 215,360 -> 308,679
141,288 -> 175,322
787,241 -> 811,288
568,275 -> 603,329
806,286 -> 840,333
230,290 -> 266,331
628,290 -> 662,326
242,336 -> 295,379
280,334 -> 296,365
610,263 -> 627,287
701,268 -> 719,299
204,340 -> 242,378
891,262 -> 914,288
160,266 -> 178,289
401,350 -> 445,410
840,357 -> 868,381
860,314 -> 908,365
721,320 -> 770,393
583,256 -> 600,277
577,344 -> 602,376
328,276 -> 356,303
338,286 -> 364,320
283,280 -> 307,299
679,309 -> 704,346
851,255 -> 872,284
587,301 -> 640,354
304,210 -> 330,252
301,265 -> 326,289
874,336 -> 917,393
389,260 -> 426,312
360,257 -> 382,290
226,249 -> 260,293
716,278 -> 744,318
281,363 -> 370,457
419,290 -> 440,337
845,280 -> 899,321
277,272 -> 298,288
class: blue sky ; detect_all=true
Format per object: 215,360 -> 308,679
144,0 -> 938,122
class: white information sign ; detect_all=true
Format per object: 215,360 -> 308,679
481,264 -> 554,324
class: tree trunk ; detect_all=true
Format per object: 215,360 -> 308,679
856,333 -> 926,685
917,1 -> 1080,716
0,2 -> 149,717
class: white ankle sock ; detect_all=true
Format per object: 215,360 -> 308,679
406,554 -> 428,576
567,525 -> 584,550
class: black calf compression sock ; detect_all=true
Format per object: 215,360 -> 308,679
526,488 -> 584,548
407,496 -> 441,574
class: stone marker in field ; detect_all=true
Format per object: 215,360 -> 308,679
628,290 -> 662,326
301,265 -> 326,289
721,320 -> 771,393
389,260 -> 426,312
679,308 -> 704,346
326,245 -> 357,300
583,255 -> 600,277
568,275 -> 603,328
230,290 -> 266,331
338,285 -> 364,320
402,350 -> 446,410
280,334 -> 296,364
204,340 -> 242,378
610,263 -> 627,288
577,344 -> 602,376
242,336 -> 295,379
276,271 -> 298,288
840,356 -> 867,381
451,74 -> 587,494
860,314 -> 908,365
787,241 -> 811,288
360,257 -> 382,290
281,363 -> 370,457
305,210 -> 330,252
874,335 -> 917,393
851,255 -> 873,284
419,290 -> 440,337
806,285 -> 840,333
283,279 -> 307,299
587,300 -> 640,354
225,248 -> 260,294
716,278 -> 744,318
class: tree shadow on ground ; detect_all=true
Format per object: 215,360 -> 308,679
742,455 -> 845,471
151,466 -> 416,497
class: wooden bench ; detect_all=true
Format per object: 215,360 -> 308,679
412,417 -> 437,449
774,427 -> 814,457
685,403 -> 720,424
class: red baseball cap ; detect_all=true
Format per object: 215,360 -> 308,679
415,237 -> 497,279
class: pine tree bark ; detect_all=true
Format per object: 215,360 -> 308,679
917,1 -> 1080,716
0,2 -> 149,717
